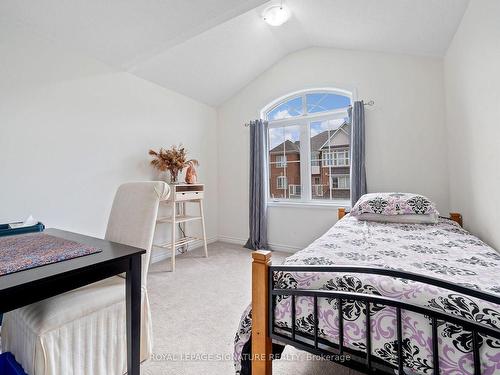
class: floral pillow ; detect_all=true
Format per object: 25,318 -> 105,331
351,193 -> 439,218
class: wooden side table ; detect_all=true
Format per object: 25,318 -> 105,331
154,183 -> 208,271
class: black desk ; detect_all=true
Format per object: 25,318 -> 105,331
0,229 -> 144,375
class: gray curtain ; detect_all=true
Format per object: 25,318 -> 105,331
349,101 -> 367,207
245,119 -> 269,250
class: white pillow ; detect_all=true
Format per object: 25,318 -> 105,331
350,192 -> 440,224
354,212 -> 439,224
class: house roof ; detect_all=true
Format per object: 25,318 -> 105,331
315,122 -> 351,151
310,131 -> 330,153
271,121 -> 350,154
270,139 -> 300,154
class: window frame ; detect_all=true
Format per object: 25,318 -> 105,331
312,183 -> 324,197
330,174 -> 350,190
288,184 -> 301,197
323,149 -> 350,167
275,155 -> 287,168
276,175 -> 288,190
263,88 -> 354,207
334,150 -> 350,167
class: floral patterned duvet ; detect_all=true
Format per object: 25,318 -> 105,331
234,216 -> 500,375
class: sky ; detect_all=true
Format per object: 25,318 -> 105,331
310,118 -> 346,137
267,93 -> 351,121
269,126 -> 300,150
268,93 -> 350,150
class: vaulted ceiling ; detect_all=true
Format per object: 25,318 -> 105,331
1,0 -> 469,106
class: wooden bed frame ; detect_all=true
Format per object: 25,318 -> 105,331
249,210 -> 500,375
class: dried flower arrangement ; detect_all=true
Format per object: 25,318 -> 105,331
148,145 -> 199,183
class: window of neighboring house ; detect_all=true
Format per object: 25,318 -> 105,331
311,152 -> 320,166
277,176 -> 288,190
275,155 -> 287,167
334,150 -> 349,166
330,175 -> 350,189
323,151 -> 334,167
323,150 -> 350,167
289,184 -> 301,197
312,184 -> 323,197
265,89 -> 353,204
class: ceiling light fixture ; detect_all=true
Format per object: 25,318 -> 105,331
263,3 -> 291,27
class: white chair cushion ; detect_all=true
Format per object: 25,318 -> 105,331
2,276 -> 152,375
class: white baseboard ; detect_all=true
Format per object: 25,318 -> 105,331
151,237 -> 218,263
270,242 -> 302,253
152,235 -> 301,263
217,235 -> 301,253
215,235 -> 245,246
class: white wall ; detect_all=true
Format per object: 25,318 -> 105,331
217,47 -> 449,251
7,16 -> 492,254
0,21 -> 218,258
444,0 -> 500,250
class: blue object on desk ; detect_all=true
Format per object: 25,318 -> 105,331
0,222 -> 45,237
0,352 -> 28,375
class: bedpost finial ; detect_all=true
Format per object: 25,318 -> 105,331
252,250 -> 271,262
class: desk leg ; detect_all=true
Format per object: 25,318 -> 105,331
126,254 -> 142,375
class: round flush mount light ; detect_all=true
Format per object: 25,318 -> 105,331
263,4 -> 291,26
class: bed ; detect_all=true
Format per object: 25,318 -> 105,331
234,210 -> 500,375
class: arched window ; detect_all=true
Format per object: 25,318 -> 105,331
264,89 -> 353,204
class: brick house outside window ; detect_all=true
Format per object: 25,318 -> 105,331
269,121 -> 351,200
265,89 -> 353,203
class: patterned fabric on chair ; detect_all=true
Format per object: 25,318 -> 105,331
1,181 -> 170,375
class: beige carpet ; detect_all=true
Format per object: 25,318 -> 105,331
142,242 -> 361,375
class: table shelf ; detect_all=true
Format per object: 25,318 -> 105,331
156,215 -> 202,224
154,183 -> 208,272
154,236 -> 201,249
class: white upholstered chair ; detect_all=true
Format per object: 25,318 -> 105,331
2,181 -> 170,375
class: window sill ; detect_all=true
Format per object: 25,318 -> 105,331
267,200 -> 351,209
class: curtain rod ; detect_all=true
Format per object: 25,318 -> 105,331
244,100 -> 375,127
349,99 -> 375,107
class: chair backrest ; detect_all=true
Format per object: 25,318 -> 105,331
105,181 -> 170,288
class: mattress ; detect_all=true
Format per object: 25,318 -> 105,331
234,216 -> 500,375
